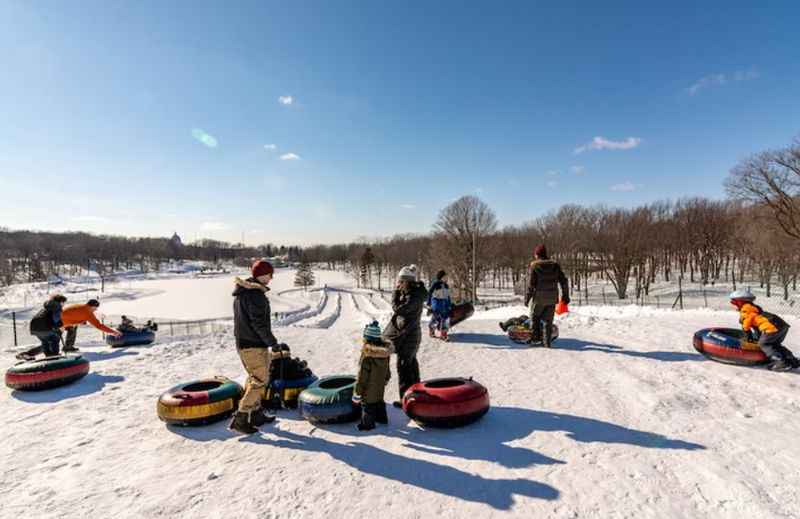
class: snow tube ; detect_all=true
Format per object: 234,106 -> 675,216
403,377 -> 490,427
449,302 -> 475,327
299,375 -> 361,424
693,328 -> 769,366
508,324 -> 560,344
5,354 -> 90,391
157,377 -> 243,426
106,328 -> 156,348
266,374 -> 319,409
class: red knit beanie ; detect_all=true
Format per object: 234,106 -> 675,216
533,244 -> 548,258
251,259 -> 274,278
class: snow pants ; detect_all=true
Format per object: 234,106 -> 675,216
32,331 -> 61,357
396,344 -> 420,400
529,303 -> 556,341
429,310 -> 450,332
237,348 -> 272,413
64,326 -> 78,349
758,326 -> 797,362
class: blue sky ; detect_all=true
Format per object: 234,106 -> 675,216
2,1 -> 799,245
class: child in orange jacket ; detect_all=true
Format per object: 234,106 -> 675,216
730,289 -> 799,371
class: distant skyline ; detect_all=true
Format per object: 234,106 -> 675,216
1,1 -> 799,245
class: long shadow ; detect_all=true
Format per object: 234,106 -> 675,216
79,350 -> 140,363
166,420 -> 237,442
557,338 -> 703,363
12,373 -> 126,403
247,428 -> 560,509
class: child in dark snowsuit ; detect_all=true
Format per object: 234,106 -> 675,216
355,321 -> 391,431
427,270 -> 452,341
730,289 -> 800,371
499,315 -> 530,331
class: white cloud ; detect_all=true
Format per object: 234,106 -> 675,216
201,221 -> 229,231
570,166 -> 586,175
278,95 -> 294,105
686,68 -> 759,95
280,153 -> 301,161
546,170 -> 559,177
400,204 -> 416,209
610,181 -> 639,192
72,215 -> 110,223
574,136 -> 641,154
546,180 -> 558,189
264,144 -> 277,150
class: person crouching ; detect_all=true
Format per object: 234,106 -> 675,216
730,289 -> 799,371
355,321 -> 391,431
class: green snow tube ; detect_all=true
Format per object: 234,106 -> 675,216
299,375 -> 361,424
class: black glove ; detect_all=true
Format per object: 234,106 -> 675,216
746,330 -> 758,342
561,295 -> 570,305
272,342 -> 289,353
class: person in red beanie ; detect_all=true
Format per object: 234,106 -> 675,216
524,245 -> 569,347
229,259 -> 284,434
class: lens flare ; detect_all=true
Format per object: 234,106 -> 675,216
191,128 -> 218,148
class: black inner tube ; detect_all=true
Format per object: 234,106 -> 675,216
183,380 -> 223,392
318,377 -> 355,389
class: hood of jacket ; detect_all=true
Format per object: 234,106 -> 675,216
232,277 -> 270,296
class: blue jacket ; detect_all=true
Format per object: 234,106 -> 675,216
427,279 -> 452,316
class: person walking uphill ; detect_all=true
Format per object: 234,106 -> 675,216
28,294 -> 68,357
382,264 -> 428,408
427,270 -> 452,341
230,259 -> 283,434
525,245 -> 569,348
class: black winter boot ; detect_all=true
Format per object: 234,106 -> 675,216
228,411 -> 258,434
543,323 -> 553,348
358,404 -> 376,431
767,357 -> 794,372
374,402 -> 388,424
499,321 -> 508,332
250,409 -> 276,427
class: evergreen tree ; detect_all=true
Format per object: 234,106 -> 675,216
294,258 -> 315,290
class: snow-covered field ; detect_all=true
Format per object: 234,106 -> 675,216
2,272 -> 800,518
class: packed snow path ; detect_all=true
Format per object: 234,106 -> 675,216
2,287 -> 800,517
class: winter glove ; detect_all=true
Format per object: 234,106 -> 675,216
272,342 -> 289,353
746,330 -> 759,342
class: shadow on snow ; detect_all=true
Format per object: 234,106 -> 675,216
11,373 -> 126,403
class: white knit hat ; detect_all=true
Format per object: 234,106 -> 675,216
397,264 -> 418,281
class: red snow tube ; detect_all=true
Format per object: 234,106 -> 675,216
5,355 -> 90,391
403,377 -> 490,427
693,328 -> 769,366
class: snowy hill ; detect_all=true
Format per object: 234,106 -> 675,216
2,273 -> 800,518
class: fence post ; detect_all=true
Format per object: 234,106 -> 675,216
703,288 -> 708,308
170,322 -> 174,336
12,311 -> 17,347
602,287 -> 607,305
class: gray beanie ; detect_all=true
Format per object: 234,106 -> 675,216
397,264 -> 418,281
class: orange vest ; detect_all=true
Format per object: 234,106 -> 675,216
739,303 -> 778,334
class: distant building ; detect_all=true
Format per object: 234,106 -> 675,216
169,232 -> 183,248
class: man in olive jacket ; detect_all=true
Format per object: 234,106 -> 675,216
525,245 -> 569,348
382,264 -> 428,406
229,259 -> 282,434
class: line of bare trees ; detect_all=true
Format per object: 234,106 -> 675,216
0,229 -> 301,287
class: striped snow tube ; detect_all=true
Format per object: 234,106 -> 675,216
508,324 -> 560,344
449,302 -> 475,327
403,377 -> 490,428
693,328 -> 769,366
299,375 -> 361,424
106,329 -> 156,348
157,377 -> 243,426
5,355 -> 90,391
266,374 -> 319,409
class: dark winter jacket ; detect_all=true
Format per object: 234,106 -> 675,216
427,279 -> 452,316
383,281 -> 428,354
29,300 -> 63,334
232,277 -> 278,349
525,259 -> 569,307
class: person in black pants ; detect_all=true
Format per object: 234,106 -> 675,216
525,245 -> 569,348
382,264 -> 428,407
28,294 -> 68,357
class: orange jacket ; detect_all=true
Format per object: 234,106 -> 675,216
739,303 -> 778,334
61,304 -> 118,335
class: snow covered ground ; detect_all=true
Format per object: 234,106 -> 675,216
2,274 -> 800,518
